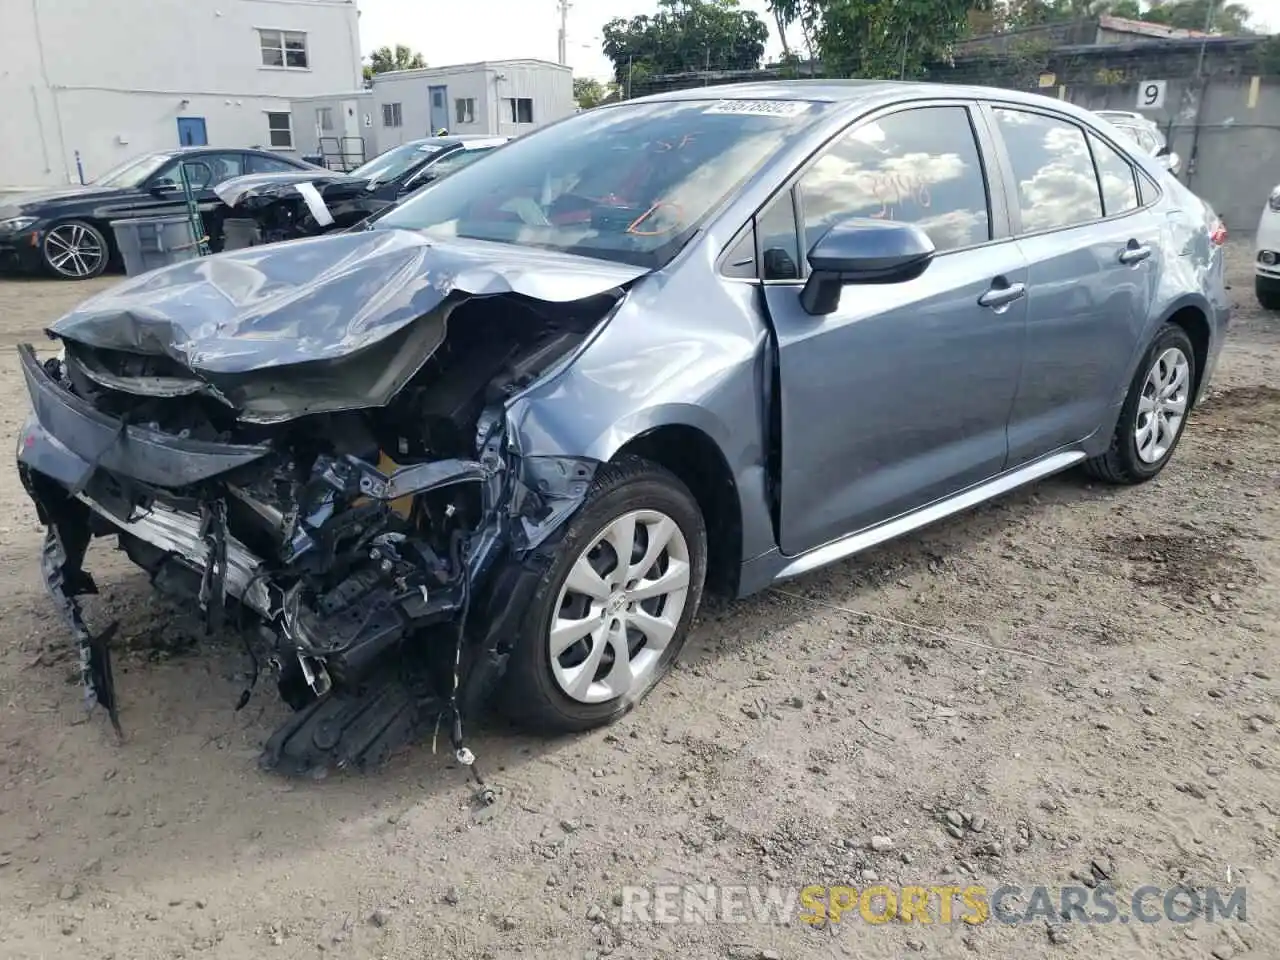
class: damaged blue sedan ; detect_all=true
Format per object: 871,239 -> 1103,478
16,81 -> 1228,777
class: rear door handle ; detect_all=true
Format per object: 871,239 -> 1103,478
1119,243 -> 1152,265
978,281 -> 1027,309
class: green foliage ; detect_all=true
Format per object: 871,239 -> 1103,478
769,0 -> 989,79
363,45 -> 427,82
573,77 -> 618,108
996,0 -> 1255,33
1139,0 -> 1254,34
602,0 -> 769,84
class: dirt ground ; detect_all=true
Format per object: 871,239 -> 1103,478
0,246 -> 1276,960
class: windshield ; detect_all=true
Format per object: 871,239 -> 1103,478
350,142 -> 444,185
94,152 -> 174,188
374,98 -> 826,267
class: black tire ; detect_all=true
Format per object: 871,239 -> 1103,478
501,455 -> 707,733
1084,323 -> 1196,485
1257,276 -> 1280,312
41,220 -> 109,280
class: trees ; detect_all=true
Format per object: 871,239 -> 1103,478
997,0 -> 1255,33
768,0 -> 987,80
1139,0 -> 1254,33
363,45 -> 427,82
601,0 -> 769,84
573,77 -> 617,108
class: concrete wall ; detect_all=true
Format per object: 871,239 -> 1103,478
370,60 -> 575,144
0,0 -> 361,186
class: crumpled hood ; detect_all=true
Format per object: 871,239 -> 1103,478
48,227 -> 649,375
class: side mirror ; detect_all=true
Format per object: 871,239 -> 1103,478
1162,151 -> 1181,175
1155,144 -> 1171,157
800,218 -> 935,316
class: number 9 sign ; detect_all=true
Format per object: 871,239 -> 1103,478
1137,80 -> 1167,110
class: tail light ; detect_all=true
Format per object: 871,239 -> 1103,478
1210,219 -> 1228,246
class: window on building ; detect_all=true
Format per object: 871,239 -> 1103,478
382,103 -> 403,128
993,108 -> 1102,232
316,107 -> 334,132
455,98 -> 475,125
266,112 -> 294,149
797,105 -> 992,255
505,97 -> 534,124
1087,132 -> 1139,217
259,29 -> 308,69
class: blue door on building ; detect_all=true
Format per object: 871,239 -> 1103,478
177,117 -> 208,146
428,86 -> 448,133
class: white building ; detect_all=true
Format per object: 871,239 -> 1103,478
366,60 -> 574,148
0,0 -> 362,187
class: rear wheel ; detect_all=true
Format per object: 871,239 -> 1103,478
502,456 -> 707,733
1257,275 -> 1280,311
1084,324 -> 1195,484
41,220 -> 108,279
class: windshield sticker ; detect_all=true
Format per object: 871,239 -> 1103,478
703,99 -> 812,118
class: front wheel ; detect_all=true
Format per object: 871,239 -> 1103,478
41,220 -> 109,279
1084,324 -> 1196,484
502,456 -> 707,733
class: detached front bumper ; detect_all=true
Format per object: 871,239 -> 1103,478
16,345 -> 284,732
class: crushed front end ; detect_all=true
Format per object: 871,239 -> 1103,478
14,233 -> 631,777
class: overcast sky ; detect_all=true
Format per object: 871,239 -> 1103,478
356,0 -> 1280,82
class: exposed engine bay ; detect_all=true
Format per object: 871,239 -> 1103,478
214,173 -> 395,246
15,231 -> 636,780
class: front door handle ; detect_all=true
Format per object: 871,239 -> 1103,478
978,281 -> 1027,309
1119,243 -> 1152,265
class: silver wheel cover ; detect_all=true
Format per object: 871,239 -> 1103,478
548,509 -> 691,704
1135,346 -> 1190,464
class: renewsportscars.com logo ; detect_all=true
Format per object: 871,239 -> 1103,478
617,884 -> 1248,926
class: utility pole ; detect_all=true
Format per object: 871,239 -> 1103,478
557,0 -> 571,66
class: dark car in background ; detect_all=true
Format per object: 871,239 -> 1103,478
213,136 -> 510,246
0,148 -> 319,280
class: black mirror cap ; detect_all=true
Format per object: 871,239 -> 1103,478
801,218 -> 936,316
807,217 -> 936,277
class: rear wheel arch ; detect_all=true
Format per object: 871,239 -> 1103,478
1164,304 -> 1210,406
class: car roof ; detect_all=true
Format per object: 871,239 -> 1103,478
622,79 -> 1130,126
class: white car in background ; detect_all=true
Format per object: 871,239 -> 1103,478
1095,110 -> 1181,176
1256,184 -> 1280,310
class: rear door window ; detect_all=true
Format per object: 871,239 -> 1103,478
1088,133 -> 1139,216
992,108 -> 1102,232
796,105 -> 992,255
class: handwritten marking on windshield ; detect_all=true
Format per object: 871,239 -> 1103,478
626,201 -> 684,236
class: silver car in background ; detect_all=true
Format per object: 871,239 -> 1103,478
17,80 -> 1229,774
